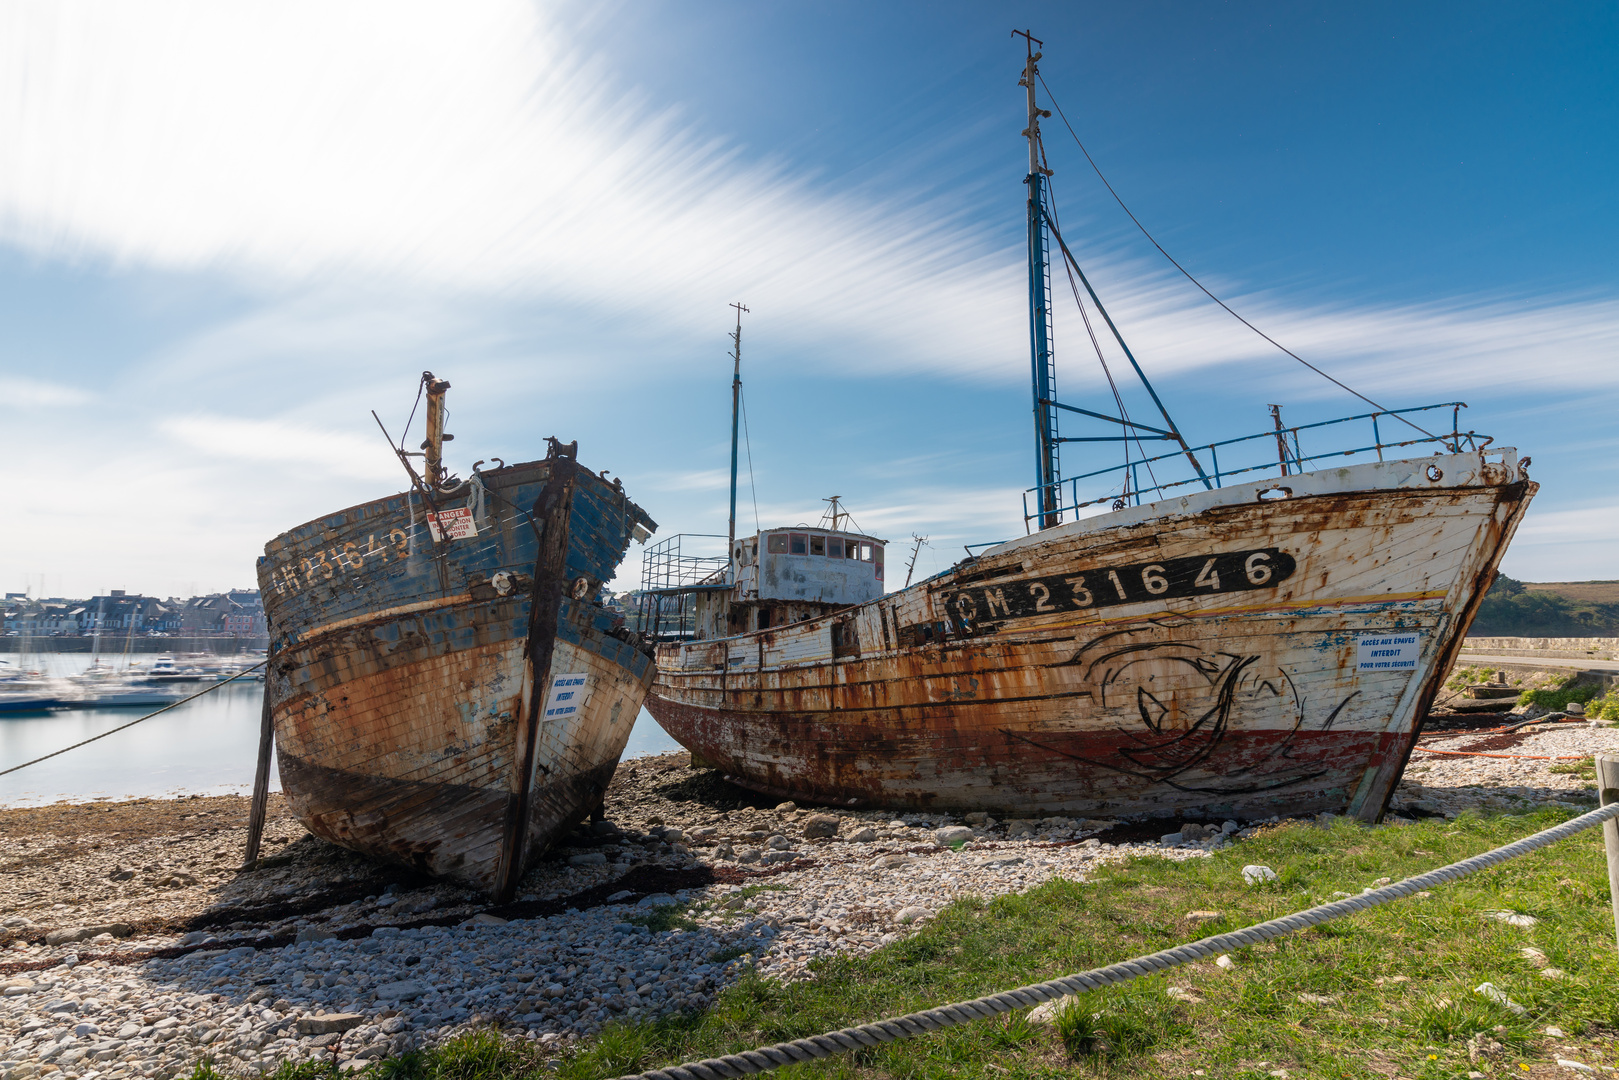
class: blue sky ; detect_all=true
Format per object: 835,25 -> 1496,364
2,0 -> 1615,599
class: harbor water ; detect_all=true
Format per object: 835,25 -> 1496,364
0,653 -> 682,808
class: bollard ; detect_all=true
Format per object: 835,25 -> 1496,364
1597,752 -> 1619,950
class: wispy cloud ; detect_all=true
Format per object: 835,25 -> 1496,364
6,2 -> 1613,396
0,1 -> 1022,377
1,376 -> 90,407
161,416 -> 402,482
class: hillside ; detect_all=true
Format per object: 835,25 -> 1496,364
1468,574 -> 1619,636
1522,580 -> 1619,605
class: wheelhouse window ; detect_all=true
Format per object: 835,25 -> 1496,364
827,536 -> 844,559
874,543 -> 884,580
810,535 -> 826,556
858,542 -> 873,562
789,532 -> 808,555
767,533 -> 788,554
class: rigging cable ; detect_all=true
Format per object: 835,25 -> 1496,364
740,385 -> 761,531
398,375 -> 426,453
1040,156 -> 1161,498
1036,73 -> 1434,440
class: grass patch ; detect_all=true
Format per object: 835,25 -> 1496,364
1549,757 -> 1597,780
188,1029 -> 556,1080
624,903 -> 700,934
1588,690 -> 1619,722
1447,665 -> 1501,691
327,810 -> 1619,1080
1519,674 -> 1602,711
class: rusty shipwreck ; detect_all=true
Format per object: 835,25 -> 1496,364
256,374 -> 656,899
638,37 -> 1535,824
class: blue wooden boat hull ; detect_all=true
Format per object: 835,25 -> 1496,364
257,443 -> 655,897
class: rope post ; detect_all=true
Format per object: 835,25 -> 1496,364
1597,751 -> 1619,951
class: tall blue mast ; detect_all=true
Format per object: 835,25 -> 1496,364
1018,31 -> 1060,530
726,302 -> 748,583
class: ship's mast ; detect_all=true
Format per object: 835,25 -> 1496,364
422,372 -> 452,487
727,303 -> 749,583
1017,30 -> 1060,530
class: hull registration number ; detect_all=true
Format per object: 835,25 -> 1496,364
936,548 -> 1296,624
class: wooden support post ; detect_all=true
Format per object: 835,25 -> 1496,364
1597,752 -> 1619,950
241,688 -> 275,870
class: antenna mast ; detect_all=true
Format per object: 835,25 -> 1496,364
822,495 -> 845,532
727,303 -> 749,582
1015,30 -> 1060,530
903,534 -> 929,588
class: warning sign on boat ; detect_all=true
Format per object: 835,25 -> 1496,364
1355,632 -> 1422,672
427,506 -> 477,541
544,673 -> 589,720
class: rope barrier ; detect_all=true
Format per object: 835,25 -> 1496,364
0,662 -> 267,778
614,801 -> 1619,1080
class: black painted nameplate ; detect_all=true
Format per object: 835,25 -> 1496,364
936,548 -> 1296,625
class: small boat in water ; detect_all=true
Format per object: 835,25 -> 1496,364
640,40 -> 1534,824
257,374 -> 657,899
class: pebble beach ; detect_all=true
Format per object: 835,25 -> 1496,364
2,716 -> 1614,1080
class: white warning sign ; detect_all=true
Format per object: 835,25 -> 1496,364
543,672 -> 589,720
1356,632 -> 1422,672
426,506 -> 478,541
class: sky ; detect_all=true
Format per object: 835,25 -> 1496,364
1,0 -> 1615,600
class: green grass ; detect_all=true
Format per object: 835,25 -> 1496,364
1446,666 -> 1500,692
1519,683 -> 1603,711
1587,690 -> 1619,722
210,809 -> 1619,1080
187,1029 -> 558,1080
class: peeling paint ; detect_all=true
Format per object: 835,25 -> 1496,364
258,449 -> 657,894
646,448 -> 1534,823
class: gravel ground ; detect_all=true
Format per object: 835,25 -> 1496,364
0,729 -> 1604,1080
1390,719 -> 1613,818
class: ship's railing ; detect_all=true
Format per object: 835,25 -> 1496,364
1023,402 -> 1488,527
639,533 -> 730,593
635,533 -> 730,640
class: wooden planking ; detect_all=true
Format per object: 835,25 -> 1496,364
258,450 -> 659,892
647,466 -> 1534,821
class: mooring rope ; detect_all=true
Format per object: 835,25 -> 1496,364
614,800 -> 1619,1080
0,662 -> 266,778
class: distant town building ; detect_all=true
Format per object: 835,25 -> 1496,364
1,588 -> 267,642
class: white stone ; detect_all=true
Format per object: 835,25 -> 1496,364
374,981 -> 428,1002
1215,954 -> 1236,970
1474,982 -> 1528,1015
934,826 -> 974,847
1241,865 -> 1278,884
1026,996 -> 1076,1025
1491,911 -> 1538,928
